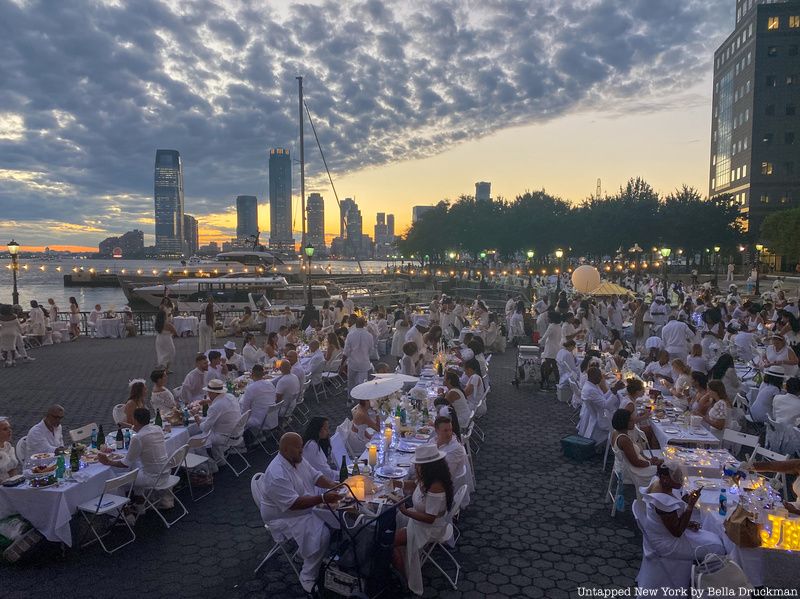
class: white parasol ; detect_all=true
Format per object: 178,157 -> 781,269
350,377 -> 404,400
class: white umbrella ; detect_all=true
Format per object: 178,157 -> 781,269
373,373 -> 420,383
350,378 -> 404,400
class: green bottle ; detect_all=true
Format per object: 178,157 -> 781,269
352,459 -> 360,475
154,409 -> 163,427
55,454 -> 65,479
97,424 -> 105,448
339,455 -> 348,483
70,446 -> 80,472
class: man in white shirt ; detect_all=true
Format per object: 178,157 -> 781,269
341,291 -> 355,316
286,350 -> 307,396
434,416 -> 467,482
661,316 -> 694,361
193,379 -> 242,451
643,350 -> 674,392
205,350 -> 229,386
257,432 -> 339,592
242,333 -> 265,371
276,325 -> 289,352
274,360 -> 301,407
26,405 -> 65,455
773,377 -> 800,424
301,340 -> 326,382
99,408 -> 167,488
240,364 -> 277,430
224,341 -> 245,374
180,353 -> 210,405
344,317 -> 375,397
404,319 -> 428,362
88,304 -> 103,337
648,297 -> 669,331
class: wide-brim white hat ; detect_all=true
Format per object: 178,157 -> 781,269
223,341 -> 237,350
765,366 -> 787,379
410,444 -> 446,464
202,379 -> 226,394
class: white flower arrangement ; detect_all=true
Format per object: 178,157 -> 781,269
372,390 -> 403,415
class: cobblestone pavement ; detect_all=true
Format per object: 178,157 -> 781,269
0,335 -> 794,598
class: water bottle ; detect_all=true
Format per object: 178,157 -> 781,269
55,454 -> 65,479
90,428 -> 98,449
182,407 -> 191,427
615,476 -> 625,512
719,488 -> 727,516
124,429 -> 131,449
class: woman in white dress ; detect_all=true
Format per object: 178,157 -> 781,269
697,380 -> 733,433
27,300 -> 46,341
441,370 -> 471,432
302,416 -> 338,481
150,368 -> 177,413
350,399 -> 379,454
391,319 -> 410,360
154,306 -> 177,372
763,334 -> 799,378
611,409 -> 661,488
68,296 -> 81,339
392,445 -> 455,596
0,418 -> 20,483
708,353 -> 741,401
47,298 -> 59,328
0,305 -> 23,367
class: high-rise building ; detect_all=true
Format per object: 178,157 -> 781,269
183,214 -> 199,255
268,148 -> 294,251
307,192 -> 325,251
709,0 -> 800,237
154,149 -> 185,255
374,212 -> 395,259
340,198 -> 357,238
475,181 -> 491,202
387,214 -> 395,239
374,212 -> 388,246
412,205 -> 434,223
236,195 -> 259,240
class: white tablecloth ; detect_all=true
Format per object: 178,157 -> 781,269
0,463 -> 114,546
650,419 -> 722,448
459,328 -> 483,341
95,318 -> 124,339
173,316 -> 199,337
262,315 -> 288,334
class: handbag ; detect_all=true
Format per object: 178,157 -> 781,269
692,553 -> 752,596
723,504 -> 762,548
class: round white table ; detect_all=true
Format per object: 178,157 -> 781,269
95,318 -> 124,338
173,316 -> 199,337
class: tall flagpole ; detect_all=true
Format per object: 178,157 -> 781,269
297,76 -> 306,255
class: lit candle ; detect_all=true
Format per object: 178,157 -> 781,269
384,428 -> 393,443
368,445 -> 378,467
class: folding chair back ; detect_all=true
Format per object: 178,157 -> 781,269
250,472 -> 263,507
16,436 -> 28,463
188,434 -> 210,450
753,445 -> 790,497
722,428 -> 759,452
262,402 -> 283,432
112,404 -> 127,425
70,422 -> 98,444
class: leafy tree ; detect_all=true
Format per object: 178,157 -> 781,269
761,207 -> 800,261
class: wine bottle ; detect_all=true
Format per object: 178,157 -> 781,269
97,424 -> 105,447
90,428 -> 98,449
124,429 -> 131,449
70,446 -> 80,472
202,403 -> 209,417
115,427 -> 124,450
339,455 -> 348,482
154,409 -> 162,427
352,459 -> 360,475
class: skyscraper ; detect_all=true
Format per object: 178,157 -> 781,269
183,214 -> 199,255
709,0 -> 800,237
475,181 -> 491,202
268,148 -> 294,251
412,205 -> 434,223
387,214 -> 395,239
307,192 -> 325,251
236,195 -> 259,240
154,149 -> 185,255
340,198 -> 357,238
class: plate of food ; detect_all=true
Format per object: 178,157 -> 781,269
82,453 -> 99,463
693,479 -> 720,490
30,452 -> 54,461
414,433 -> 429,441
31,464 -> 56,475
416,426 -> 433,436
106,453 -> 124,461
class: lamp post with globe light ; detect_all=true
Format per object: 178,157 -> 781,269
660,247 -> 671,296
7,240 -> 19,306
755,244 -> 764,295
555,248 -> 564,294
713,245 -> 721,289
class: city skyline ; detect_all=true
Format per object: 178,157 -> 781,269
1,0 -> 739,252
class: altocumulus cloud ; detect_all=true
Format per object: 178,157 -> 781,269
0,0 -> 728,245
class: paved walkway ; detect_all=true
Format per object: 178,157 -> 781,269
1,335 -> 794,597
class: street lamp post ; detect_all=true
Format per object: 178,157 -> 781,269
712,246 -> 721,289
755,244 -> 764,295
7,240 -> 19,306
660,247 -> 671,297
555,248 -> 564,294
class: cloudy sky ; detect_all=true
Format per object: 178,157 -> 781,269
0,0 -> 732,251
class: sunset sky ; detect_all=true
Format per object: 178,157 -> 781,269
0,0 -> 734,253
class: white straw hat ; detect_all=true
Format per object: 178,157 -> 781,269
202,379 -> 226,394
223,341 -> 237,350
410,444 -> 446,464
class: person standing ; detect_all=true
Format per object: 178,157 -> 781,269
27,301 -> 46,343
0,305 -> 23,367
199,295 -> 215,353
155,305 -> 177,372
46,298 -> 59,328
726,261 -> 735,282
68,296 -> 81,339
344,317 -> 374,399
341,291 -> 355,316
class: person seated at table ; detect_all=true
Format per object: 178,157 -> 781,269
99,408 -> 168,490
302,416 -> 338,481
749,366 -> 786,423
274,360 -> 301,407
762,333 -> 799,378
325,332 -> 342,362
463,359 -> 485,414
256,432 -> 340,593
180,353 -> 209,405
286,324 -> 301,346
223,341 -> 244,374
610,409 -> 662,488
434,416 -> 467,485
230,306 -> 256,335
604,328 -> 626,356
192,379 -> 241,453
87,304 -> 103,337
467,337 -> 488,378
204,350 -> 229,386
686,343 -> 708,374
400,341 -> 421,377
643,350 -> 673,392
242,333 -> 265,371
0,417 -> 20,483
240,364 -> 277,434
286,350 -> 306,393
351,398 -> 380,448
121,306 -> 136,337
150,368 -> 177,415
708,353 -> 741,401
391,444 -> 455,596
556,340 -> 580,386
437,370 -> 472,432
694,380 -> 732,432
301,340 -> 325,376
728,322 -> 757,363
264,331 -> 280,360
669,359 -> 693,405
772,376 -> 800,425
423,325 -> 443,353
26,405 -> 65,456
641,463 -> 727,562
120,379 -> 148,427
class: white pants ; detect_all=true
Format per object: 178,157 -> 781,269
726,272 -> 734,281
199,323 -> 214,353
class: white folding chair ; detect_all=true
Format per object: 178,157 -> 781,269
112,404 -> 127,426
722,428 -> 759,459
77,468 -> 139,554
765,415 -> 784,452
180,435 -> 214,502
293,381 -> 311,426
753,446 -> 790,498
216,410 -> 251,477
460,424 -> 477,487
250,472 -> 301,579
140,445 -> 190,528
419,485 -> 468,590
631,498 -> 692,591
16,436 -> 28,463
70,422 -> 98,444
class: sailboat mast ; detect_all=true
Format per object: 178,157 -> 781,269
297,76 -> 306,255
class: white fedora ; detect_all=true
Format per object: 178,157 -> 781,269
202,379 -> 226,394
410,444 -> 446,464
223,341 -> 237,351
